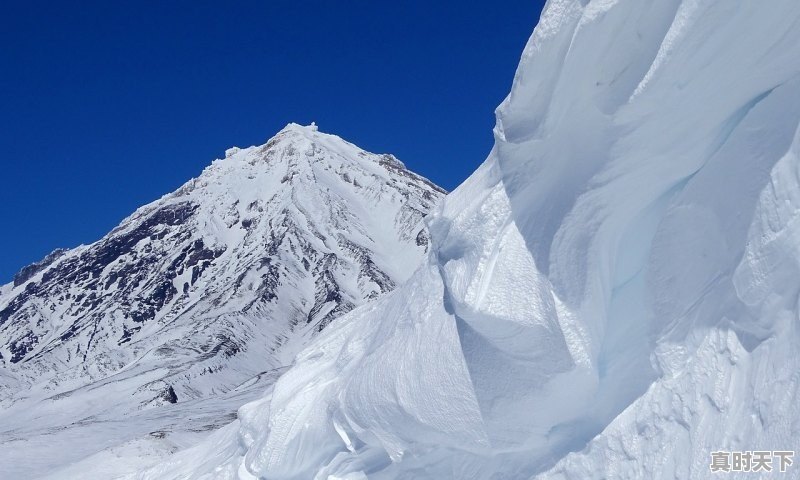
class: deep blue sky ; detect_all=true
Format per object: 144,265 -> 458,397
0,1 -> 546,282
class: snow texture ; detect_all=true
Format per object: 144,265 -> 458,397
130,1 -> 800,479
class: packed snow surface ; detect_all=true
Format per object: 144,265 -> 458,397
127,1 -> 800,479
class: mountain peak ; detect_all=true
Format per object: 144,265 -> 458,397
0,126 -> 444,371
191,124 -> 444,207
280,121 -> 318,133
0,126 -> 445,477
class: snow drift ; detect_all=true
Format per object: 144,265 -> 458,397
136,0 -> 800,478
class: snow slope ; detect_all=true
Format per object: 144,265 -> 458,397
132,1 -> 800,479
0,124 -> 444,479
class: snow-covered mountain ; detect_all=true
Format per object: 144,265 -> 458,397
130,1 -> 800,479
0,123 -> 444,479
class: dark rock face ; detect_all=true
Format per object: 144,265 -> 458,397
416,229 -> 430,248
13,248 -> 68,287
0,202 -> 209,364
162,385 -> 178,404
9,332 -> 38,363
377,153 -> 447,197
91,202 -> 198,273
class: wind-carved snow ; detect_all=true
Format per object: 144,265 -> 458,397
127,1 -> 800,479
0,124 -> 444,479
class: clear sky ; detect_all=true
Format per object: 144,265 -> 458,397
0,1 -> 546,282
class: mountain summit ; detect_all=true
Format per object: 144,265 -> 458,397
0,124 -> 444,478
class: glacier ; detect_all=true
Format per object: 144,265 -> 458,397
128,0 -> 800,479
